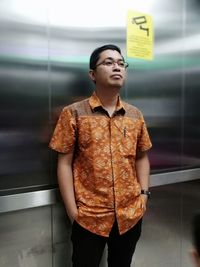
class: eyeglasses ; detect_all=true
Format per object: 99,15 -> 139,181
95,58 -> 129,69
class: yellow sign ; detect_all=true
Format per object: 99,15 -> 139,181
127,10 -> 154,60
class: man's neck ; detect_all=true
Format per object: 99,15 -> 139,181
95,87 -> 120,117
95,87 -> 119,108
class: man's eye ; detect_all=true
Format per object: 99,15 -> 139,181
118,62 -> 125,67
104,61 -> 113,66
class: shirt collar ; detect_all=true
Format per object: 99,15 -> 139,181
89,91 -> 125,114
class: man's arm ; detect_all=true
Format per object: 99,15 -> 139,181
57,152 -> 78,223
135,150 -> 150,205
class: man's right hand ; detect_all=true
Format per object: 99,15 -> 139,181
68,209 -> 78,224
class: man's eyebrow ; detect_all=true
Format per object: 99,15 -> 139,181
104,57 -> 124,61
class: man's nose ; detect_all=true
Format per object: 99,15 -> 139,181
113,62 -> 121,70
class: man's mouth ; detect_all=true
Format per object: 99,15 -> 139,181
111,74 -> 122,79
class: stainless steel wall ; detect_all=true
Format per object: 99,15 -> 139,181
0,0 -> 200,267
0,0 -> 200,191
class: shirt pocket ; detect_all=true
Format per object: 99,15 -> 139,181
121,125 -> 138,157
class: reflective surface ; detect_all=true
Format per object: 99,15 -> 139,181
0,0 -> 50,190
0,1 -> 200,187
135,179 -> 200,267
0,1 -> 200,267
0,179 -> 199,267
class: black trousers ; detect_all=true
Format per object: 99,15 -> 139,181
71,219 -> 142,267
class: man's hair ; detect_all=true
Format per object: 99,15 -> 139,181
192,211 -> 200,256
89,44 -> 123,70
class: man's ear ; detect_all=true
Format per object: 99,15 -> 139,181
89,70 -> 96,82
190,248 -> 200,267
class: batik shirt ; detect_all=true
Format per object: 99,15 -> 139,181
49,92 -> 152,237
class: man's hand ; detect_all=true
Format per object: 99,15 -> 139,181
141,194 -> 148,211
68,208 -> 78,224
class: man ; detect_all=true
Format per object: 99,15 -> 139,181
49,44 -> 152,267
191,211 -> 200,267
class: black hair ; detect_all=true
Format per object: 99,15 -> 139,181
89,44 -> 123,70
192,211 -> 200,256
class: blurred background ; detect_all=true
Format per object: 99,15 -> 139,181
0,0 -> 200,266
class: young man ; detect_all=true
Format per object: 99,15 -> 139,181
49,44 -> 152,267
191,211 -> 200,267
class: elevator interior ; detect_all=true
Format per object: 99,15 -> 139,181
0,0 -> 200,266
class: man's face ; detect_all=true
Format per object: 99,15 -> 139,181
89,49 -> 127,88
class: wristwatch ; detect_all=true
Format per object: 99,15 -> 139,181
141,189 -> 151,199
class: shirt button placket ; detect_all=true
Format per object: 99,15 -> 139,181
109,117 -> 117,217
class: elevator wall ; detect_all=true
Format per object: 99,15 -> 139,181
0,0 -> 200,191
0,0 -> 200,267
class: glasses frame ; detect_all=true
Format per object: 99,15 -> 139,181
95,58 -> 129,69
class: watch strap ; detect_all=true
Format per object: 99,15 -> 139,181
141,189 -> 151,198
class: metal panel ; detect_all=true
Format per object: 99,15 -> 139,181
1,179 -> 199,267
0,2 -> 200,267
0,206 -> 52,267
183,0 -> 200,169
52,203 -> 73,267
0,189 -> 58,213
134,179 -> 200,267
0,0 -> 50,190
0,0 -> 200,192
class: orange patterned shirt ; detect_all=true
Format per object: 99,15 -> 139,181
49,92 -> 152,237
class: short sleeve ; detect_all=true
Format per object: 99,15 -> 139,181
137,115 -> 152,152
49,107 -> 76,153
